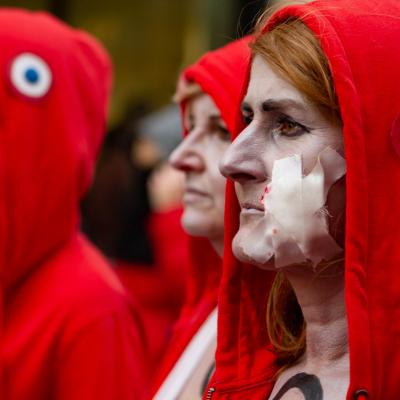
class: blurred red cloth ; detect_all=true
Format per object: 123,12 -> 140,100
149,237 -> 221,397
5,235 -> 147,400
115,208 -> 189,378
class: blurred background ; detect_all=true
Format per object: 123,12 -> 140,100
2,0 -> 269,124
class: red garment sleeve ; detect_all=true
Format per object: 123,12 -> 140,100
56,311 -> 146,400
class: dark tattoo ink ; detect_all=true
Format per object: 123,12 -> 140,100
272,373 -> 323,400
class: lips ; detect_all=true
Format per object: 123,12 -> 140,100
183,187 -> 210,204
185,187 -> 209,197
241,202 -> 265,213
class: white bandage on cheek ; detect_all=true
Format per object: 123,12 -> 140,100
243,147 -> 346,268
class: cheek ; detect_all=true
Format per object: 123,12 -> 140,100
294,132 -> 343,174
207,145 -> 228,206
210,173 -> 226,210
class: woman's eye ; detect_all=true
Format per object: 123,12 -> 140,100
216,126 -> 231,142
242,113 -> 253,126
186,114 -> 195,132
274,117 -> 310,138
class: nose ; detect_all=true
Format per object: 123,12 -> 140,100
169,135 -> 204,172
219,128 -> 266,184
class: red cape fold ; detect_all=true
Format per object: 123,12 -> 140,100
207,1 -> 400,399
150,36 -> 252,397
0,9 -> 146,399
115,208 -> 188,379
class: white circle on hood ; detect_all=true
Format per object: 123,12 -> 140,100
10,53 -> 52,98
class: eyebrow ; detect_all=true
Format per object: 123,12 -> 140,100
241,98 -> 308,113
189,112 -> 221,120
209,114 -> 224,122
188,113 -> 225,126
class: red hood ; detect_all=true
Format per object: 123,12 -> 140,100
0,9 -> 111,289
182,36 -> 252,136
212,0 -> 400,399
178,36 -> 252,315
179,35 -> 252,309
151,38 -> 251,395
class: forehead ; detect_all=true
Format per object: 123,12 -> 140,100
186,93 -> 220,117
244,55 -> 306,106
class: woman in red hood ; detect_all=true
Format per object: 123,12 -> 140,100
1,9 -> 145,400
208,0 -> 400,399
151,37 -> 251,399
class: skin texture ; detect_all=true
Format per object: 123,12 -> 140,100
170,93 -> 230,256
272,373 -> 323,400
220,56 -> 349,399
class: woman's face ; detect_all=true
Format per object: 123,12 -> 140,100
220,56 -> 345,269
170,93 -> 230,254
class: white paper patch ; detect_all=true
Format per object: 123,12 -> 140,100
243,147 -> 346,268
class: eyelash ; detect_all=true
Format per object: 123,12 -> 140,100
243,114 -> 253,126
242,113 -> 310,138
187,123 -> 231,142
273,116 -> 310,138
216,125 -> 231,141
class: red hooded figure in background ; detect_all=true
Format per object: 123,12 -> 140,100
151,36 -> 251,399
0,9 -> 145,400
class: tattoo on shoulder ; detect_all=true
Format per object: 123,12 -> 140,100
272,373 -> 323,400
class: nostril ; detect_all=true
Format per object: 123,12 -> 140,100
176,165 -> 193,173
220,140 -> 266,182
170,150 -> 203,173
220,158 -> 264,182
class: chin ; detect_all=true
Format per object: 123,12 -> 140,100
181,218 -> 208,237
232,230 -> 276,270
181,208 -> 223,240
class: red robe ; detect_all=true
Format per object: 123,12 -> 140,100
205,1 -> 400,399
115,208 -> 188,377
0,9 -> 145,400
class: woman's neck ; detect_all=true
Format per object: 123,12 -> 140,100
284,262 -> 348,367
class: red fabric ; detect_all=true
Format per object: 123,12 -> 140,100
207,0 -> 400,399
150,37 -> 252,397
150,237 -> 221,396
115,208 -> 188,377
183,36 -> 252,138
0,9 -> 145,400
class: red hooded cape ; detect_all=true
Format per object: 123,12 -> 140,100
115,208 -> 189,379
206,0 -> 400,399
0,9 -> 145,399
150,37 -> 251,397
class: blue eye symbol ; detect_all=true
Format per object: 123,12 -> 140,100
25,68 -> 40,84
10,53 -> 52,98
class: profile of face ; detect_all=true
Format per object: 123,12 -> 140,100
170,93 -> 230,255
220,56 -> 345,270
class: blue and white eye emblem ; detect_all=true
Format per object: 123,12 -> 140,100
10,53 -> 52,98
